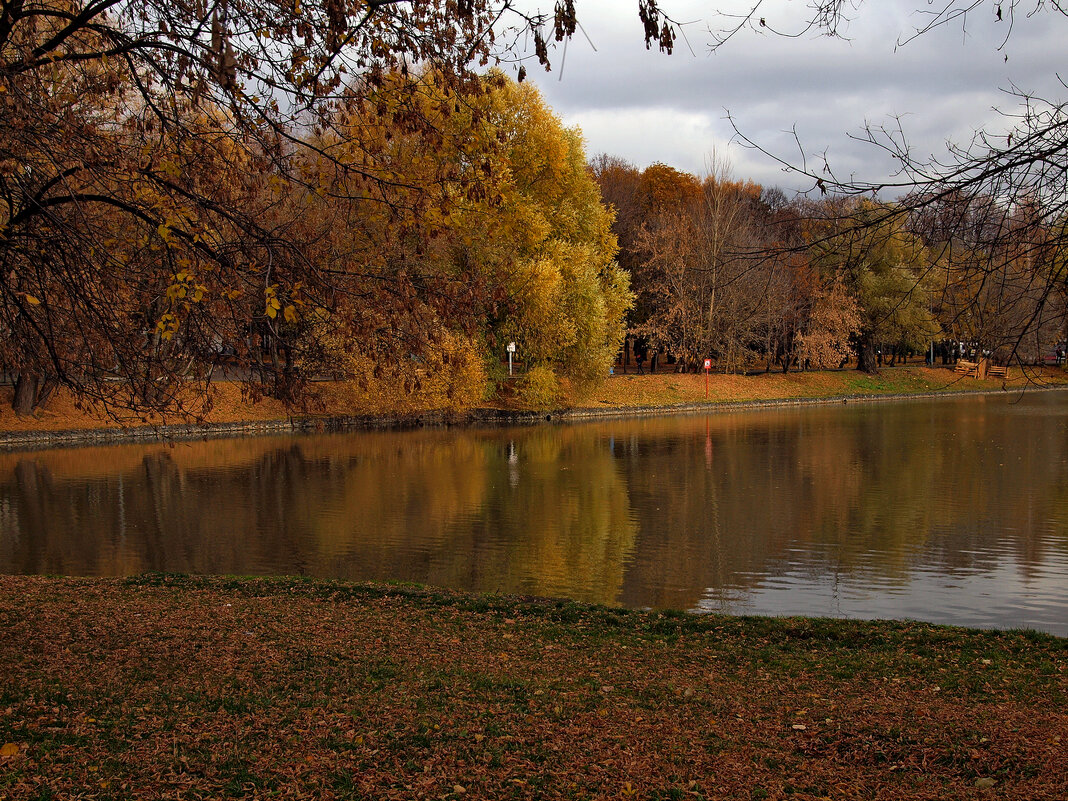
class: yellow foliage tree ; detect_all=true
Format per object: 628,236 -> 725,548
483,77 -> 632,393
296,70 -> 630,411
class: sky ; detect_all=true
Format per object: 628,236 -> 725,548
504,0 -> 1064,194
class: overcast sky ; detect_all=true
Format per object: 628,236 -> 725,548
506,0 -> 1063,194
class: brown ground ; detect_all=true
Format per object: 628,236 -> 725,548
0,576 -> 1064,800
1,365 -> 1065,434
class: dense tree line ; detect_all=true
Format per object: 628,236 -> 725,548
2,0 -> 1064,418
592,156 -> 1065,375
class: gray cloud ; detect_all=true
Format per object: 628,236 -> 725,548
514,0 -> 1064,192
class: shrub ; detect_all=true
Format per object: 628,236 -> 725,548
516,365 -> 560,410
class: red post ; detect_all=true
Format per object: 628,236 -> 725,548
703,358 -> 711,398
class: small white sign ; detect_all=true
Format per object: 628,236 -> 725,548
703,358 -> 712,370
506,342 -> 517,353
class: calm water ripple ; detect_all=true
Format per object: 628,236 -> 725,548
1,390 -> 1066,635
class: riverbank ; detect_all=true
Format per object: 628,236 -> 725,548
0,575 -> 1064,800
2,365 -> 1066,449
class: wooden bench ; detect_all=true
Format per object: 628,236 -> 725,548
955,359 -> 1007,378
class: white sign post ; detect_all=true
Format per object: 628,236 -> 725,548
507,342 -> 516,376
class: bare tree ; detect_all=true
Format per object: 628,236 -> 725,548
700,1 -> 1068,371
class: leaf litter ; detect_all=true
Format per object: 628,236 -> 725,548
0,575 -> 1064,800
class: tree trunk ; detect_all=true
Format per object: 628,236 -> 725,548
856,335 -> 879,374
36,375 -> 58,408
12,372 -> 40,416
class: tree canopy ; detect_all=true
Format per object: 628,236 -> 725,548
0,0 -> 632,416
1,0 -> 1063,417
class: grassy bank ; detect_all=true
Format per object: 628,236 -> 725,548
572,364 -> 1067,411
1,576 -> 1065,800
2,366 -> 1066,438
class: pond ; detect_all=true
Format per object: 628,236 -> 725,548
2,391 -> 1067,635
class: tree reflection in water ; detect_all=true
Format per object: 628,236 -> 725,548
1,392 -> 1066,633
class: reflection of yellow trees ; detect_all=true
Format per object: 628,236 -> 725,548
289,426 -> 638,606
465,427 -> 638,605
0,427 -> 638,604
0,396 -> 1064,609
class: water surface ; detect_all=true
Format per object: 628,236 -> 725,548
2,392 -> 1066,634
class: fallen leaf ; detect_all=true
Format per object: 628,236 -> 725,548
0,743 -> 19,757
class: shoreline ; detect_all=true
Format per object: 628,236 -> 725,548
1,377 -> 1066,451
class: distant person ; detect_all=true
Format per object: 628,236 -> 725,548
635,348 -> 645,375
649,348 -> 658,373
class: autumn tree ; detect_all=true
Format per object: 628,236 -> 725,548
907,192 -> 1067,367
0,64 -> 283,416
625,161 -> 804,373
465,75 -> 633,402
289,69 -> 630,410
807,200 -> 941,373
589,154 -> 643,333
796,275 -> 862,370
1,0 -> 640,417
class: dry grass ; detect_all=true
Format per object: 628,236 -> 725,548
572,365 -> 1068,409
1,366 -> 1065,434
